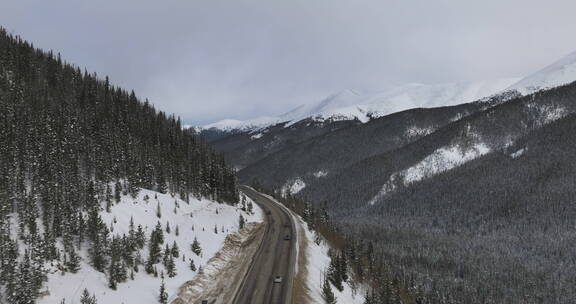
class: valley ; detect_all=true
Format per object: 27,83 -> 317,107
3,3 -> 576,303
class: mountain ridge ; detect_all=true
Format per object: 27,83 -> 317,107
201,49 -> 576,133
202,78 -> 519,132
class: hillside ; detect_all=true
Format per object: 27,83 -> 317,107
0,28 -> 239,303
349,110 -> 576,303
237,102 -> 481,188
38,186 -> 261,303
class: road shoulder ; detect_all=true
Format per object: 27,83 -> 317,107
171,222 -> 265,304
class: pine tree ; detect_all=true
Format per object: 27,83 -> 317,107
145,259 -> 155,274
189,259 -> 197,271
163,244 -> 171,266
339,253 -> 348,282
86,193 -> 108,272
80,288 -> 98,304
148,222 -> 164,264
166,255 -> 176,278
67,247 -> 81,273
239,214 -> 245,229
114,181 -> 122,203
175,225 -> 179,236
157,171 -> 168,194
159,279 -> 168,304
156,202 -> 162,218
171,241 -> 179,258
15,250 -> 36,304
135,224 -> 146,249
165,221 -> 171,234
128,217 -> 136,243
105,185 -> 113,212
328,252 -> 343,291
322,275 -> 337,304
109,266 -> 118,290
363,290 -> 376,304
191,237 -> 202,256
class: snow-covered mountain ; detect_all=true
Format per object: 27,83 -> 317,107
507,50 -> 576,95
203,79 -> 519,132
310,79 -> 520,123
202,50 -> 576,133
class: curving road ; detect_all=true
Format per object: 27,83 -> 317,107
232,186 -> 297,304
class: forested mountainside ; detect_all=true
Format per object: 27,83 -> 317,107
206,118 -> 360,170
206,80 -> 576,302
237,103 -> 481,188
305,82 -> 576,212
350,109 -> 576,304
0,29 -> 238,303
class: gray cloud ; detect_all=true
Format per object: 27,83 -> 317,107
3,0 -> 576,124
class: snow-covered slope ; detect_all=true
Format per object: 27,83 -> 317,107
37,187 -> 261,304
203,79 -> 519,132
313,79 -> 520,124
507,50 -> 576,95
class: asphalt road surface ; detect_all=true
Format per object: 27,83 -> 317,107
232,186 -> 297,304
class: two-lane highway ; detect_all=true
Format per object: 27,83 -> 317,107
232,186 -> 297,304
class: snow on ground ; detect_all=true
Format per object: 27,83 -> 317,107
300,224 -> 364,304
313,170 -> 328,178
526,102 -> 567,127
38,188 -> 262,304
368,143 -> 491,205
404,143 -> 490,183
250,132 -> 263,140
281,178 -> 306,196
285,208 -> 364,304
404,125 -> 434,138
171,222 -> 264,304
510,147 -> 527,159
171,192 -> 264,304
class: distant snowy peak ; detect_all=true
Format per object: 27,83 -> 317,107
202,90 -> 362,132
202,50 -> 576,133
507,50 -> 576,95
291,78 -> 520,125
297,89 -> 362,116
319,78 -> 520,122
203,79 -> 518,132
203,117 -> 280,132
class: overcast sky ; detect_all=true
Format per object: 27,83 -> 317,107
3,0 -> 576,125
